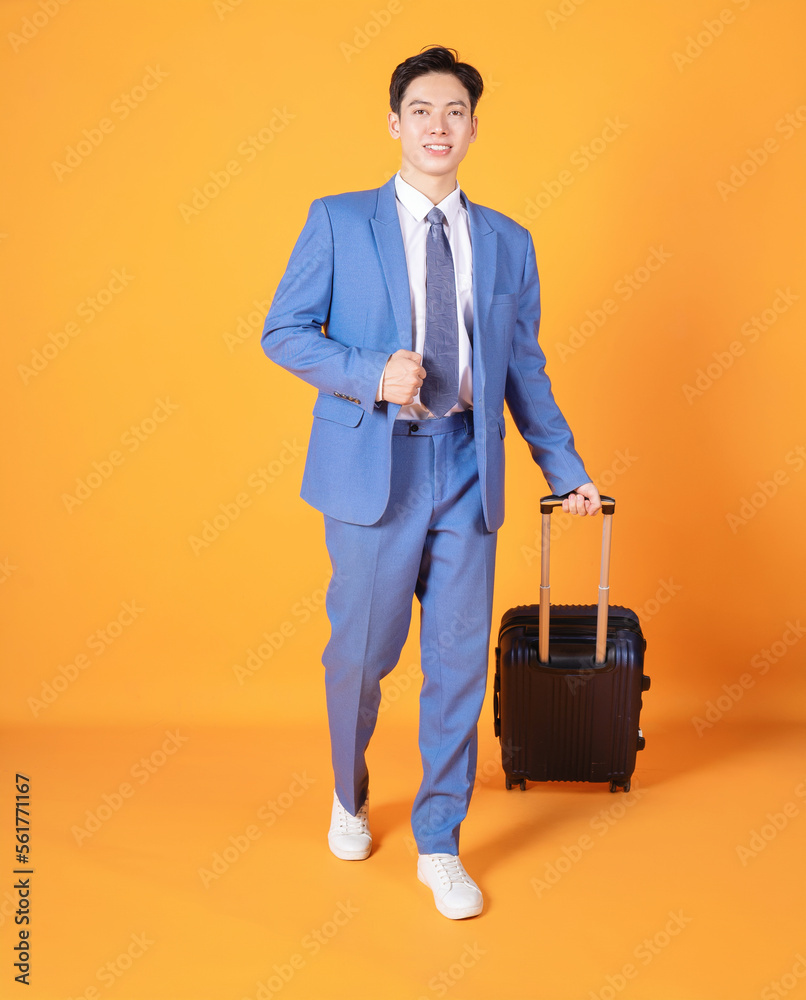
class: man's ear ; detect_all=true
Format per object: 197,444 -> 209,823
470,115 -> 478,143
387,111 -> 400,139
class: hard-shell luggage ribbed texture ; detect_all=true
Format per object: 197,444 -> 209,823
493,497 -> 650,792
494,605 -> 649,791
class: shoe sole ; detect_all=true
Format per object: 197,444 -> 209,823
328,838 -> 372,861
417,870 -> 483,919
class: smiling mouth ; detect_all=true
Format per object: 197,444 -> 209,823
424,144 -> 452,151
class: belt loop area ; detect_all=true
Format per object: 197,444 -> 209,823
391,411 -> 470,436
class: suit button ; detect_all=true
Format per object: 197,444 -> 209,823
410,424 -> 419,433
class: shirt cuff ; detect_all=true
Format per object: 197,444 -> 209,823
375,358 -> 389,402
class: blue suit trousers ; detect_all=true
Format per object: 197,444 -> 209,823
322,411 -> 497,855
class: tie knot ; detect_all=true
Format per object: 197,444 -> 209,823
427,207 -> 446,228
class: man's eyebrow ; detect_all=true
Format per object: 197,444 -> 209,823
405,98 -> 469,109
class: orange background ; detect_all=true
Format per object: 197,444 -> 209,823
2,1 -> 805,998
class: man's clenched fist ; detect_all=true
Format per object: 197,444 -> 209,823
382,350 -> 426,405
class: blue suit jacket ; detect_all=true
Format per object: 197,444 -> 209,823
262,175 -> 590,530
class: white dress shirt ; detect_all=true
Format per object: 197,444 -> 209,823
378,170 -> 474,419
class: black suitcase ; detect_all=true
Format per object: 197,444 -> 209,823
493,495 -> 650,792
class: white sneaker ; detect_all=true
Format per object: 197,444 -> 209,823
328,790 -> 372,860
417,853 -> 483,919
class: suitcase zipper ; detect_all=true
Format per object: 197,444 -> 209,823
499,615 -> 644,647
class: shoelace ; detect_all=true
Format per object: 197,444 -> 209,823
430,854 -> 473,887
336,799 -> 369,835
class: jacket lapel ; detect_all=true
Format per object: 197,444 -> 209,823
371,176 -> 499,378
464,192 -> 497,398
371,176 -> 413,350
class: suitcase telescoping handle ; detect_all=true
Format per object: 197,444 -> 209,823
538,494 -> 616,666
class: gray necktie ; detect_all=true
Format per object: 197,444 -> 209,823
420,207 -> 459,418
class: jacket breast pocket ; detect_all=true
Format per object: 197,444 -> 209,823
312,393 -> 364,427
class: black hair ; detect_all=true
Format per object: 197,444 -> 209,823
389,46 -> 484,117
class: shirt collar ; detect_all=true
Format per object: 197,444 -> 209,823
394,170 -> 464,227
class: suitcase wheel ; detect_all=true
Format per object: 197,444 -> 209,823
505,776 -> 513,790
505,776 -> 527,791
609,779 -> 631,793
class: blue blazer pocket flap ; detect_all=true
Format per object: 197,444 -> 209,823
313,393 -> 365,427
491,292 -> 518,305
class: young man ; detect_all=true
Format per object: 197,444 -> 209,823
261,46 -> 601,920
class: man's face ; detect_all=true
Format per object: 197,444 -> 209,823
388,72 -> 477,185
